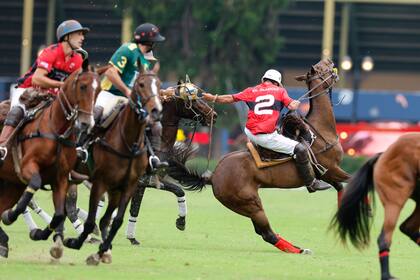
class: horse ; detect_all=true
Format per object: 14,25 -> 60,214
0,59 -> 100,259
126,92 -> 217,244
63,63 -> 163,265
167,59 -> 350,253
330,132 -> 420,280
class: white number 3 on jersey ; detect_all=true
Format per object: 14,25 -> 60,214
254,95 -> 275,115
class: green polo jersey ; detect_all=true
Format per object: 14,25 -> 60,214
101,43 -> 151,96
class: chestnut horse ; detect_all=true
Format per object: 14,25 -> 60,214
167,59 -> 349,253
129,95 -> 217,237
63,64 -> 162,265
0,59 -> 100,258
331,133 -> 420,280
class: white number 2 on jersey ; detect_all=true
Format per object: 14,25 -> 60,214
254,94 -> 275,115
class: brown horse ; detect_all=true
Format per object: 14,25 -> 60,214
0,59 -> 100,258
63,64 -> 162,265
127,94 -> 217,239
167,59 -> 349,253
331,133 -> 420,280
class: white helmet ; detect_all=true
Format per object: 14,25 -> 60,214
261,69 -> 282,85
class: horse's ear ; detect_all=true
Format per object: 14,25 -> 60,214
177,79 -> 184,85
152,61 -> 160,74
295,75 -> 307,81
82,59 -> 89,72
185,74 -> 191,83
137,58 -> 145,74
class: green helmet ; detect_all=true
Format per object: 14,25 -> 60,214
56,20 -> 89,42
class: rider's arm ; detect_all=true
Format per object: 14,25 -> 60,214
103,66 -> 132,98
287,100 -> 300,110
202,93 -> 235,104
32,68 -> 64,88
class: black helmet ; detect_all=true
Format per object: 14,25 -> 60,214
134,23 -> 165,44
56,20 -> 89,42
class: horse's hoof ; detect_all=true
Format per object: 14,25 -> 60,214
29,228 -> 42,241
301,248 -> 313,255
86,253 -> 100,266
101,250 -> 112,264
382,276 -> 399,280
63,238 -> 81,250
50,237 -> 64,259
1,210 -> 14,226
128,238 -> 140,246
85,236 -> 101,244
176,216 -> 186,231
0,245 -> 8,258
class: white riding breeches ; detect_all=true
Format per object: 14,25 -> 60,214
10,87 -> 27,112
244,127 -> 299,155
95,90 -> 128,119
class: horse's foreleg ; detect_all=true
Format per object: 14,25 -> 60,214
64,181 -> 106,250
30,179 -> 68,242
95,187 -> 135,264
99,193 -> 119,242
1,171 -> 42,225
66,184 -> 84,235
160,179 -> 187,231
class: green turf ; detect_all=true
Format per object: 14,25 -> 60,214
0,187 -> 418,280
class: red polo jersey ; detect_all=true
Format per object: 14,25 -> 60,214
232,82 -> 293,135
17,43 -> 83,94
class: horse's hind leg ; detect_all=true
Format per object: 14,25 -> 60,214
399,199 -> 420,246
0,226 -> 9,258
219,189 -> 307,254
126,183 -> 146,245
378,203 -> 404,280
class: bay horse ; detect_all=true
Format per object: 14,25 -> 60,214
167,59 -> 350,253
0,59 -> 100,258
63,64 -> 163,265
128,93 -> 217,242
331,133 -> 420,280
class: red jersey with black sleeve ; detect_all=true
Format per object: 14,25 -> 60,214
17,43 -> 83,94
232,82 -> 293,135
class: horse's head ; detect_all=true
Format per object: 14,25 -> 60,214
131,61 -> 162,122
295,58 -> 339,91
61,59 -> 100,132
173,79 -> 217,126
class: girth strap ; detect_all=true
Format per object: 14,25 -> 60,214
96,138 -> 146,159
18,131 -> 76,147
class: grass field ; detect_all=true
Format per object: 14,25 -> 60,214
0,186 -> 418,280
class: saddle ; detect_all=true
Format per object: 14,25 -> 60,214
247,113 -> 317,169
0,89 -> 55,127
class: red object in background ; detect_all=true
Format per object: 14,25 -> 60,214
188,132 -> 210,145
336,122 -> 420,156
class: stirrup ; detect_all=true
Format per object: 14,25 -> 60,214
76,147 -> 88,163
149,155 -> 168,170
0,146 -> 8,161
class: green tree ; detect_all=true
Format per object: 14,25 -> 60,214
118,0 -> 289,92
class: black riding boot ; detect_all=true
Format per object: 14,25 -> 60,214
0,106 -> 24,161
148,122 -> 168,170
293,143 -> 331,193
76,106 -> 104,161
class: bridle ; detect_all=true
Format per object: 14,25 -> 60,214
297,67 -> 338,102
129,73 -> 160,119
57,69 -> 95,122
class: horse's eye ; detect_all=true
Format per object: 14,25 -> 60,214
80,85 -> 87,90
139,83 -> 144,88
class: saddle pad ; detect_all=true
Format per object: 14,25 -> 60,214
247,142 -> 293,169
